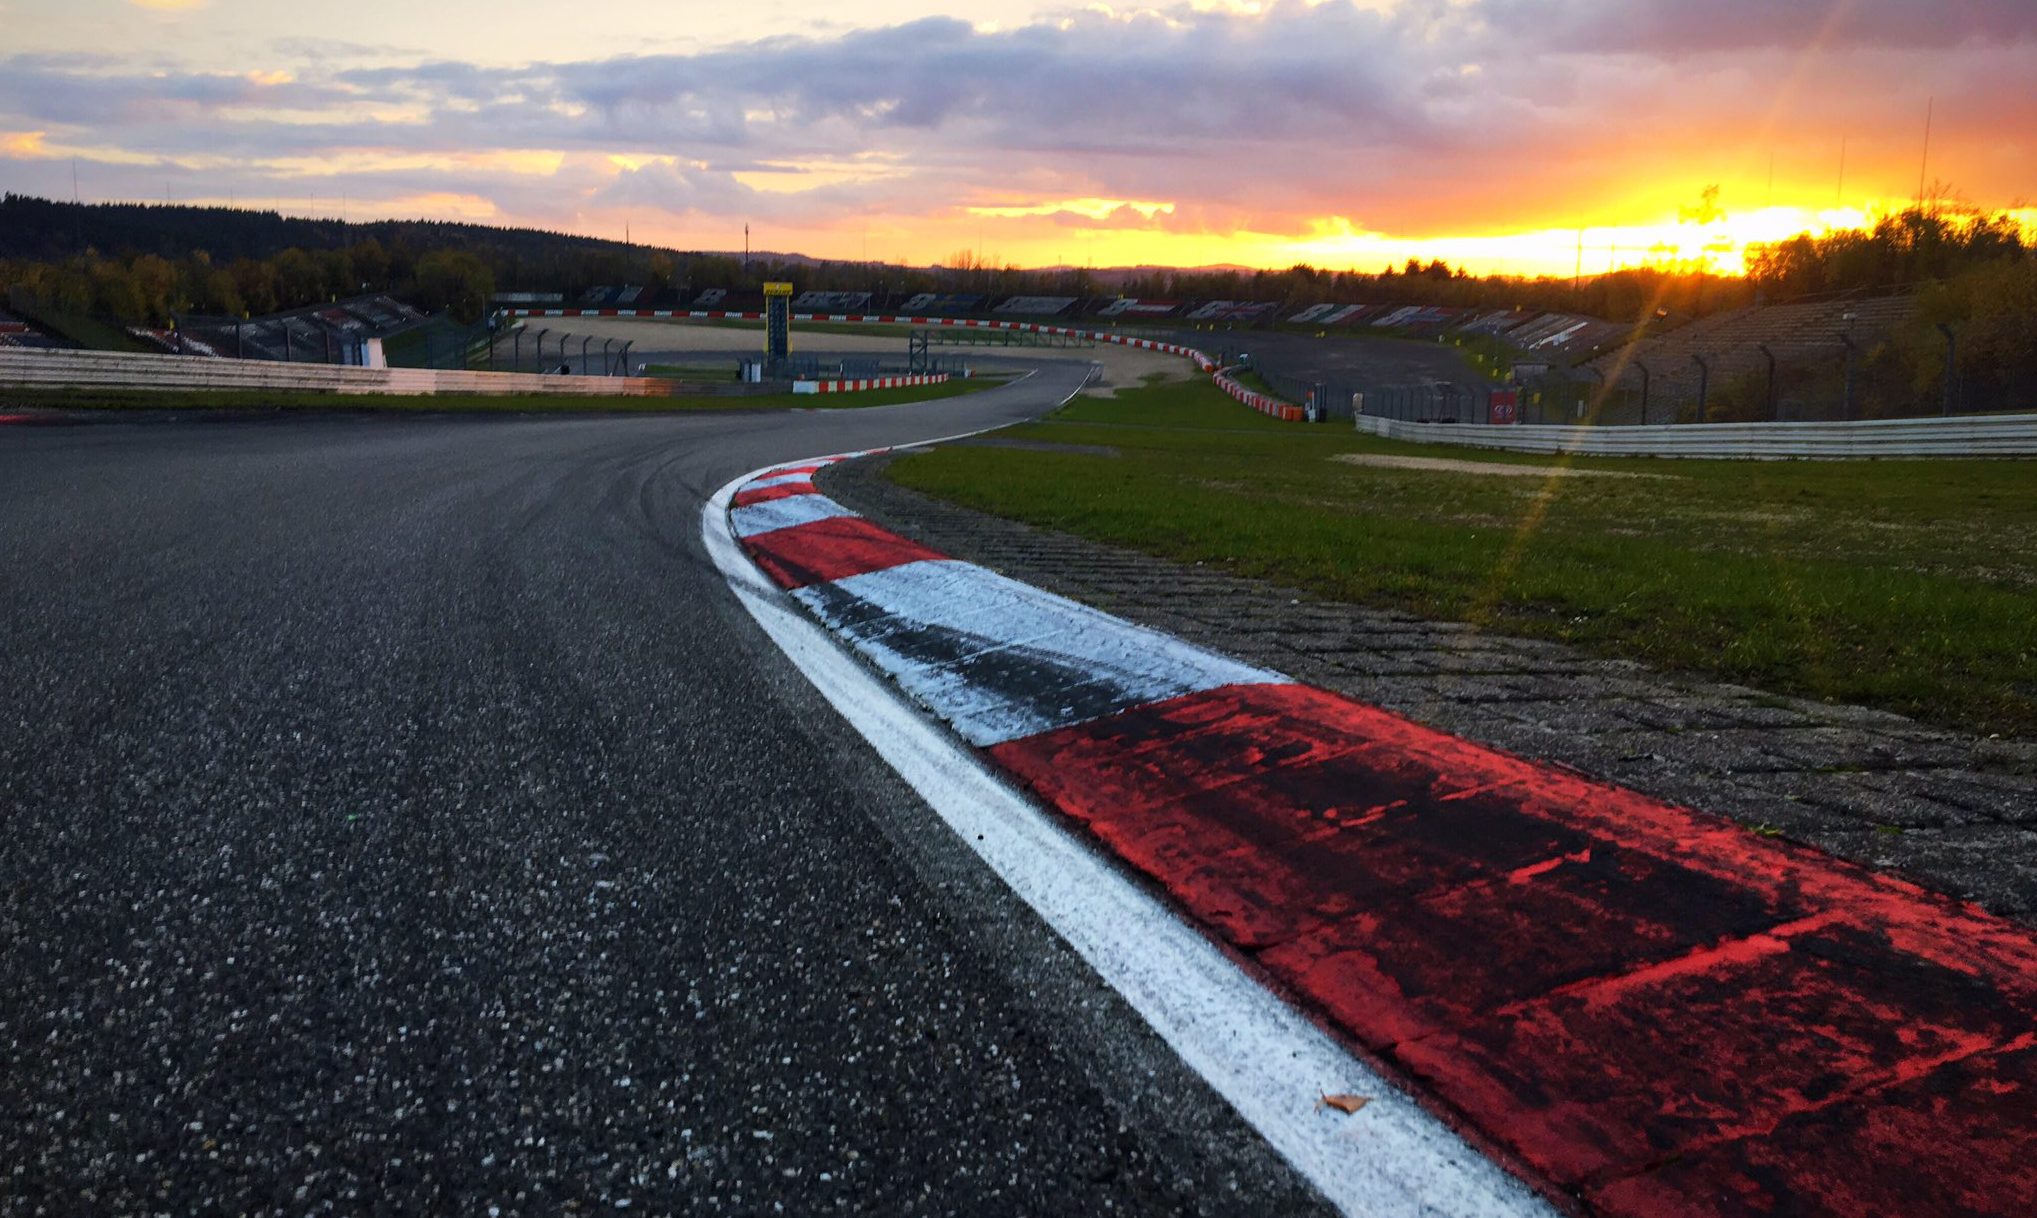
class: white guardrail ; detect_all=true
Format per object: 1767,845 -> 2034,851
0,347 -> 674,397
1355,411 -> 2037,459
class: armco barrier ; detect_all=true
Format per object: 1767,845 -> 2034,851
1215,366 -> 1305,422
1354,411 -> 2037,458
792,373 -> 950,396
0,347 -> 673,397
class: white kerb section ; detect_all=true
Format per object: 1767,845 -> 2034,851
745,470 -> 820,491
729,493 -> 858,539
704,467 -> 1554,1218
794,557 -> 1282,747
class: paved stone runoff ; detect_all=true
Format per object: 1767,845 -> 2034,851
818,454 -> 2037,926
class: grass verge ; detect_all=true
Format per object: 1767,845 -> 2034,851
886,377 -> 2037,738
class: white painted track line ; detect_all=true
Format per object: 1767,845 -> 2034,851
703,468 -> 1556,1218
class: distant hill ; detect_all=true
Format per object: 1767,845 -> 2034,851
0,194 -> 678,265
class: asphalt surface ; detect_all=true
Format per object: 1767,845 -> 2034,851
0,365 -> 1330,1216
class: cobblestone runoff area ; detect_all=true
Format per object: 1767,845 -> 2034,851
819,450 -> 2037,926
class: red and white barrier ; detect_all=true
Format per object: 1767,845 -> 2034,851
1214,366 -> 1306,422
792,373 -> 951,396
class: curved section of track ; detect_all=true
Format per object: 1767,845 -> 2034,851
0,363 -> 1330,1215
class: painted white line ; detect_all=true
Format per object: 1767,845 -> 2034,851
729,493 -> 858,538
703,468 -> 1555,1218
793,558 -> 1282,747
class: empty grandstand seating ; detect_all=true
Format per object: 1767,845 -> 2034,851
692,288 -> 729,308
896,293 -> 983,315
1581,294 -> 1918,418
174,293 -> 435,364
0,309 -> 64,349
993,296 -> 1078,317
1093,298 -> 1182,319
792,291 -> 873,312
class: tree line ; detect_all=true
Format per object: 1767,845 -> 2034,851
2,195 -> 2027,339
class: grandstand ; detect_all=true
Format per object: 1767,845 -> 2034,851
175,293 -> 429,364
0,308 -> 64,350
1573,294 -> 1918,421
896,293 -> 984,315
1092,298 -> 1183,319
792,290 -> 873,312
992,296 -> 1078,317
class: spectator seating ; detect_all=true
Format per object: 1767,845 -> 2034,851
792,291 -> 873,312
992,296 -> 1078,316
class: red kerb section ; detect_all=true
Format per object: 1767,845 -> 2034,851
987,681 -> 2037,1214
741,517 -> 947,589
732,480 -> 815,508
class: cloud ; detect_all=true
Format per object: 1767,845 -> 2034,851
1,0 -> 2032,267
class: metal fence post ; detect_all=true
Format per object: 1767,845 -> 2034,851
1692,354 -> 1709,424
1635,361 -> 1651,425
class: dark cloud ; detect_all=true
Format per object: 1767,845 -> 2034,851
1,0 -> 2031,242
1473,0 -> 2037,57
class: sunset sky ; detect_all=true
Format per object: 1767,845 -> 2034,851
3,0 -> 2033,277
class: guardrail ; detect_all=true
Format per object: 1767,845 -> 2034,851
0,347 -> 674,397
1354,411 -> 2037,458
792,373 -> 951,395
1215,366 -> 1305,421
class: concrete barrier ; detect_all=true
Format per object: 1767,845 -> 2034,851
0,347 -> 673,397
1355,411 -> 2037,459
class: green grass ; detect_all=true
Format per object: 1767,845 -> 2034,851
887,378 -> 2037,738
0,375 -> 1001,414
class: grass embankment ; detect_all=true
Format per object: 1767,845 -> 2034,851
0,376 -> 1002,414
887,378 -> 2037,738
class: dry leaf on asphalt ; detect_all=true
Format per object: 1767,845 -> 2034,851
1319,1093 -> 1371,1115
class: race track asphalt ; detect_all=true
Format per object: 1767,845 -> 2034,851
0,364 -> 1331,1216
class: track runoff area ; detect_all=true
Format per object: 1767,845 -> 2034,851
708,418 -> 2035,1209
